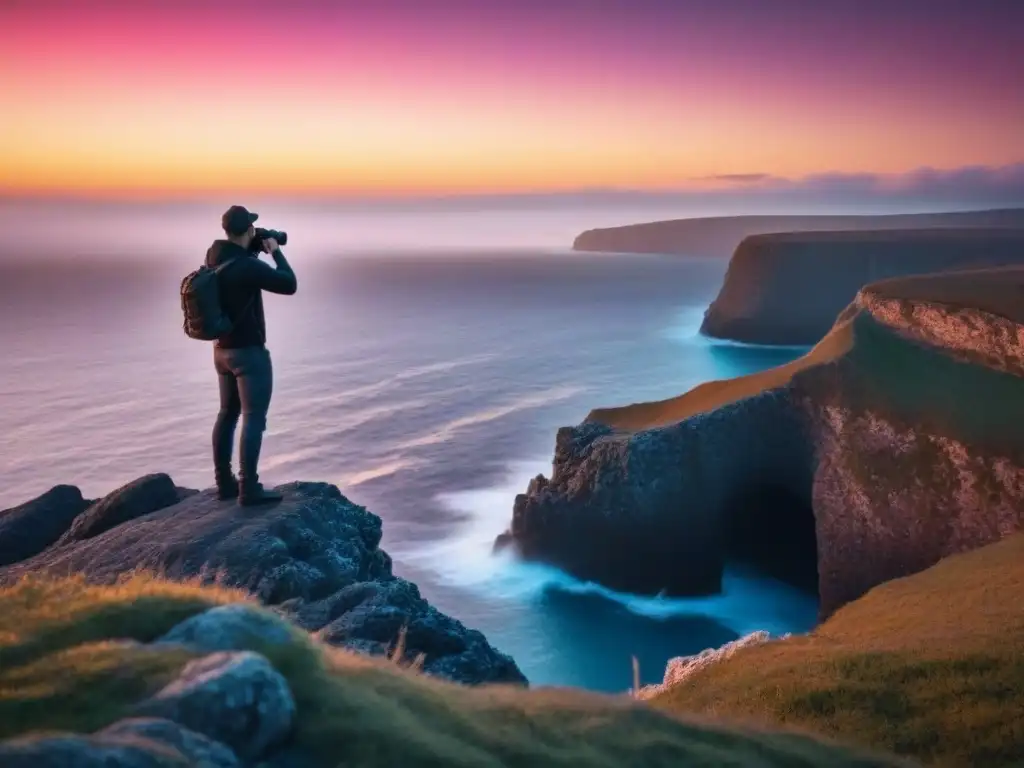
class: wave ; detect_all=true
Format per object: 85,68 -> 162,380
338,456 -> 423,488
289,352 -> 498,408
661,305 -> 812,351
397,459 -> 818,640
275,397 -> 431,439
659,306 -> 711,345
395,386 -> 585,450
703,337 -> 813,352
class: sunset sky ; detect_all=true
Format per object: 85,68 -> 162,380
3,0 -> 1023,199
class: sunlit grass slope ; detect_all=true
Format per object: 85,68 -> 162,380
652,534 -> 1024,767
0,573 -> 905,767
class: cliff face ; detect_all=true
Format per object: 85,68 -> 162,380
700,228 -> 1024,345
498,267 -> 1024,619
572,207 -> 1024,257
505,393 -> 815,597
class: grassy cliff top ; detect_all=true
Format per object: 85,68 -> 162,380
0,573 -> 901,767
586,307 -> 854,431
651,533 -> 1024,767
868,265 -> 1024,324
571,208 -> 1024,256
737,227 -> 1024,247
587,266 -> 1024,433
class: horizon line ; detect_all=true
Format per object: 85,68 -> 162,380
3,162 -> 1023,206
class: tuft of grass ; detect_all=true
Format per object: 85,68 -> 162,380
0,572 -> 903,767
652,533 -> 1024,767
0,572 -> 248,739
261,637 -> 904,767
0,640 -> 195,738
387,625 -> 427,673
0,572 -> 249,670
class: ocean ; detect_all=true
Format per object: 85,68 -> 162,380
0,233 -> 817,691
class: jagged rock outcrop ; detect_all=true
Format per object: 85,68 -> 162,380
502,395 -> 814,597
0,481 -> 526,686
498,266 -> 1024,619
0,719 -> 241,767
700,228 -> 1024,345
102,719 -> 240,767
637,631 -> 777,700
0,484 -> 90,566
58,473 -> 195,544
572,207 -> 1024,257
134,651 -> 295,760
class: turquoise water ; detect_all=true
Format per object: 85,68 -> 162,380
0,250 -> 815,690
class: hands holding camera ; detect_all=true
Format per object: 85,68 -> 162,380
262,237 -> 280,254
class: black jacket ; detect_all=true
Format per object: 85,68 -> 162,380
204,240 -> 297,349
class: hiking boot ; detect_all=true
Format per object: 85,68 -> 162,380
238,483 -> 284,507
215,474 -> 239,500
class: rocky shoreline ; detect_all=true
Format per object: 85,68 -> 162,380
497,268 -> 1024,619
0,475 -> 526,687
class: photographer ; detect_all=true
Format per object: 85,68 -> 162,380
204,205 -> 297,506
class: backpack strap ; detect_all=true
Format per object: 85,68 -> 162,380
214,256 -> 241,274
213,256 -> 255,333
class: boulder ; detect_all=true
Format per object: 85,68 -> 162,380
135,651 -> 294,761
0,718 -> 239,767
101,718 -> 240,766
158,603 -> 297,653
58,473 -> 184,545
0,484 -> 88,566
305,578 -> 525,683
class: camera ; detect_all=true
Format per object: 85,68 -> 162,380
249,227 -> 288,252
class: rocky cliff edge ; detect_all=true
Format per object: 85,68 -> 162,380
0,477 -> 527,687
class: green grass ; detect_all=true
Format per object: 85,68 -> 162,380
0,573 -> 244,737
652,534 -> 1024,767
0,574 -> 903,767
844,308 -> 1024,457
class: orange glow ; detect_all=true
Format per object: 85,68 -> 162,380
3,2 -> 1022,198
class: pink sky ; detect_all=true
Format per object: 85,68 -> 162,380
3,0 -> 1023,197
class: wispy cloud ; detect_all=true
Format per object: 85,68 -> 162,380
696,173 -> 775,184
753,163 -> 1024,195
2,164 -> 1023,212
539,163 -> 1024,208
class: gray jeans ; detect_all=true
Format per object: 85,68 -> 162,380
212,345 -> 273,487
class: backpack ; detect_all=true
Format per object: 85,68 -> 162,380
180,258 -> 247,340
